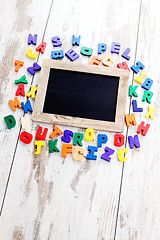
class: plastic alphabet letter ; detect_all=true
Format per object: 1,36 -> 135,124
84,128 -> 94,141
98,134 -> 108,148
15,75 -> 28,84
49,126 -> 63,139
98,43 -> 107,54
26,85 -> 38,99
36,126 -> 48,140
72,35 -> 81,46
142,90 -> 153,104
122,48 -> 130,60
145,105 -> 157,119
61,130 -> 73,143
20,131 -> 33,144
129,85 -> 138,97
117,61 -> 130,72
35,141 -> 44,155
15,84 -> 25,97
26,48 -> 38,59
125,113 -> 137,127
21,100 -> 32,113
89,56 -> 102,65
73,147 -> 84,162
134,73 -> 147,84
9,97 -> 22,111
111,42 -> 121,54
118,148 -> 128,162
101,146 -> 115,162
81,46 -> 93,56
4,115 -> 16,129
28,34 -> 37,45
27,62 -> 41,75
73,133 -> 84,146
128,135 -> 140,149
114,134 -> 125,147
137,121 -> 150,136
62,144 -> 73,158
36,42 -> 47,54
51,50 -> 64,59
142,78 -> 153,91
102,55 -> 114,67
14,60 -> 24,72
21,116 -> 30,130
65,49 -> 79,61
132,100 -> 143,112
131,61 -> 145,74
86,146 -> 98,160
51,36 -> 62,47
48,139 -> 60,153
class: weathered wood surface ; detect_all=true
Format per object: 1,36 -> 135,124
0,0 -> 159,239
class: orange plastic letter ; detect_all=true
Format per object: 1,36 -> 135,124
62,144 -> 73,158
49,126 -> 63,139
125,113 -> 136,127
9,97 -> 22,111
14,60 -> 24,72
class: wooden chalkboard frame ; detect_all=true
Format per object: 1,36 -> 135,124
32,60 -> 129,132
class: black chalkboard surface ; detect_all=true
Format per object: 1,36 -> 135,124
43,68 -> 119,122
32,60 -> 129,132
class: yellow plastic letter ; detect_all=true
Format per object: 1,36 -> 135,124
118,148 -> 128,162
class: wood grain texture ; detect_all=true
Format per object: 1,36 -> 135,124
0,0 -> 142,239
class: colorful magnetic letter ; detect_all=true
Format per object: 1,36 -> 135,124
36,42 -> 47,54
15,84 -> 25,97
36,126 -> 48,140
21,100 -> 32,113
129,85 -> 138,97
20,131 -> 33,144
14,60 -> 24,72
102,55 -> 113,67
26,85 -> 38,99
134,73 -> 147,84
65,49 -> 79,61
73,133 -> 84,146
9,97 -> 22,111
101,146 -> 115,162
137,121 -> 150,136
111,42 -> 121,54
51,50 -> 64,59
98,134 -> 108,148
28,34 -> 37,45
141,78 -> 153,90
80,46 -> 93,56
15,75 -> 28,84
27,62 -> 41,75
26,49 -> 38,59
125,113 -> 136,127
122,48 -> 130,60
48,139 -> 60,153
61,130 -> 73,143
114,134 -> 125,147
118,148 -> 128,162
73,147 -> 84,162
89,56 -> 102,65
131,61 -> 145,74
49,126 -> 63,139
62,144 -> 73,158
86,146 -> 98,160
98,43 -> 107,54
85,128 -> 94,141
21,116 -> 30,130
51,36 -> 62,47
4,115 -> 16,129
117,61 -> 130,72
35,141 -> 44,155
72,35 -> 81,46
142,90 -> 153,104
132,100 -> 143,112
145,105 -> 157,119
128,135 -> 140,149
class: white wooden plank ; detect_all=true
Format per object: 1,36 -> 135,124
0,0 -> 141,239
115,0 -> 160,239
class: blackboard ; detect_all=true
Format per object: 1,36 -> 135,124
32,60 -> 129,132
